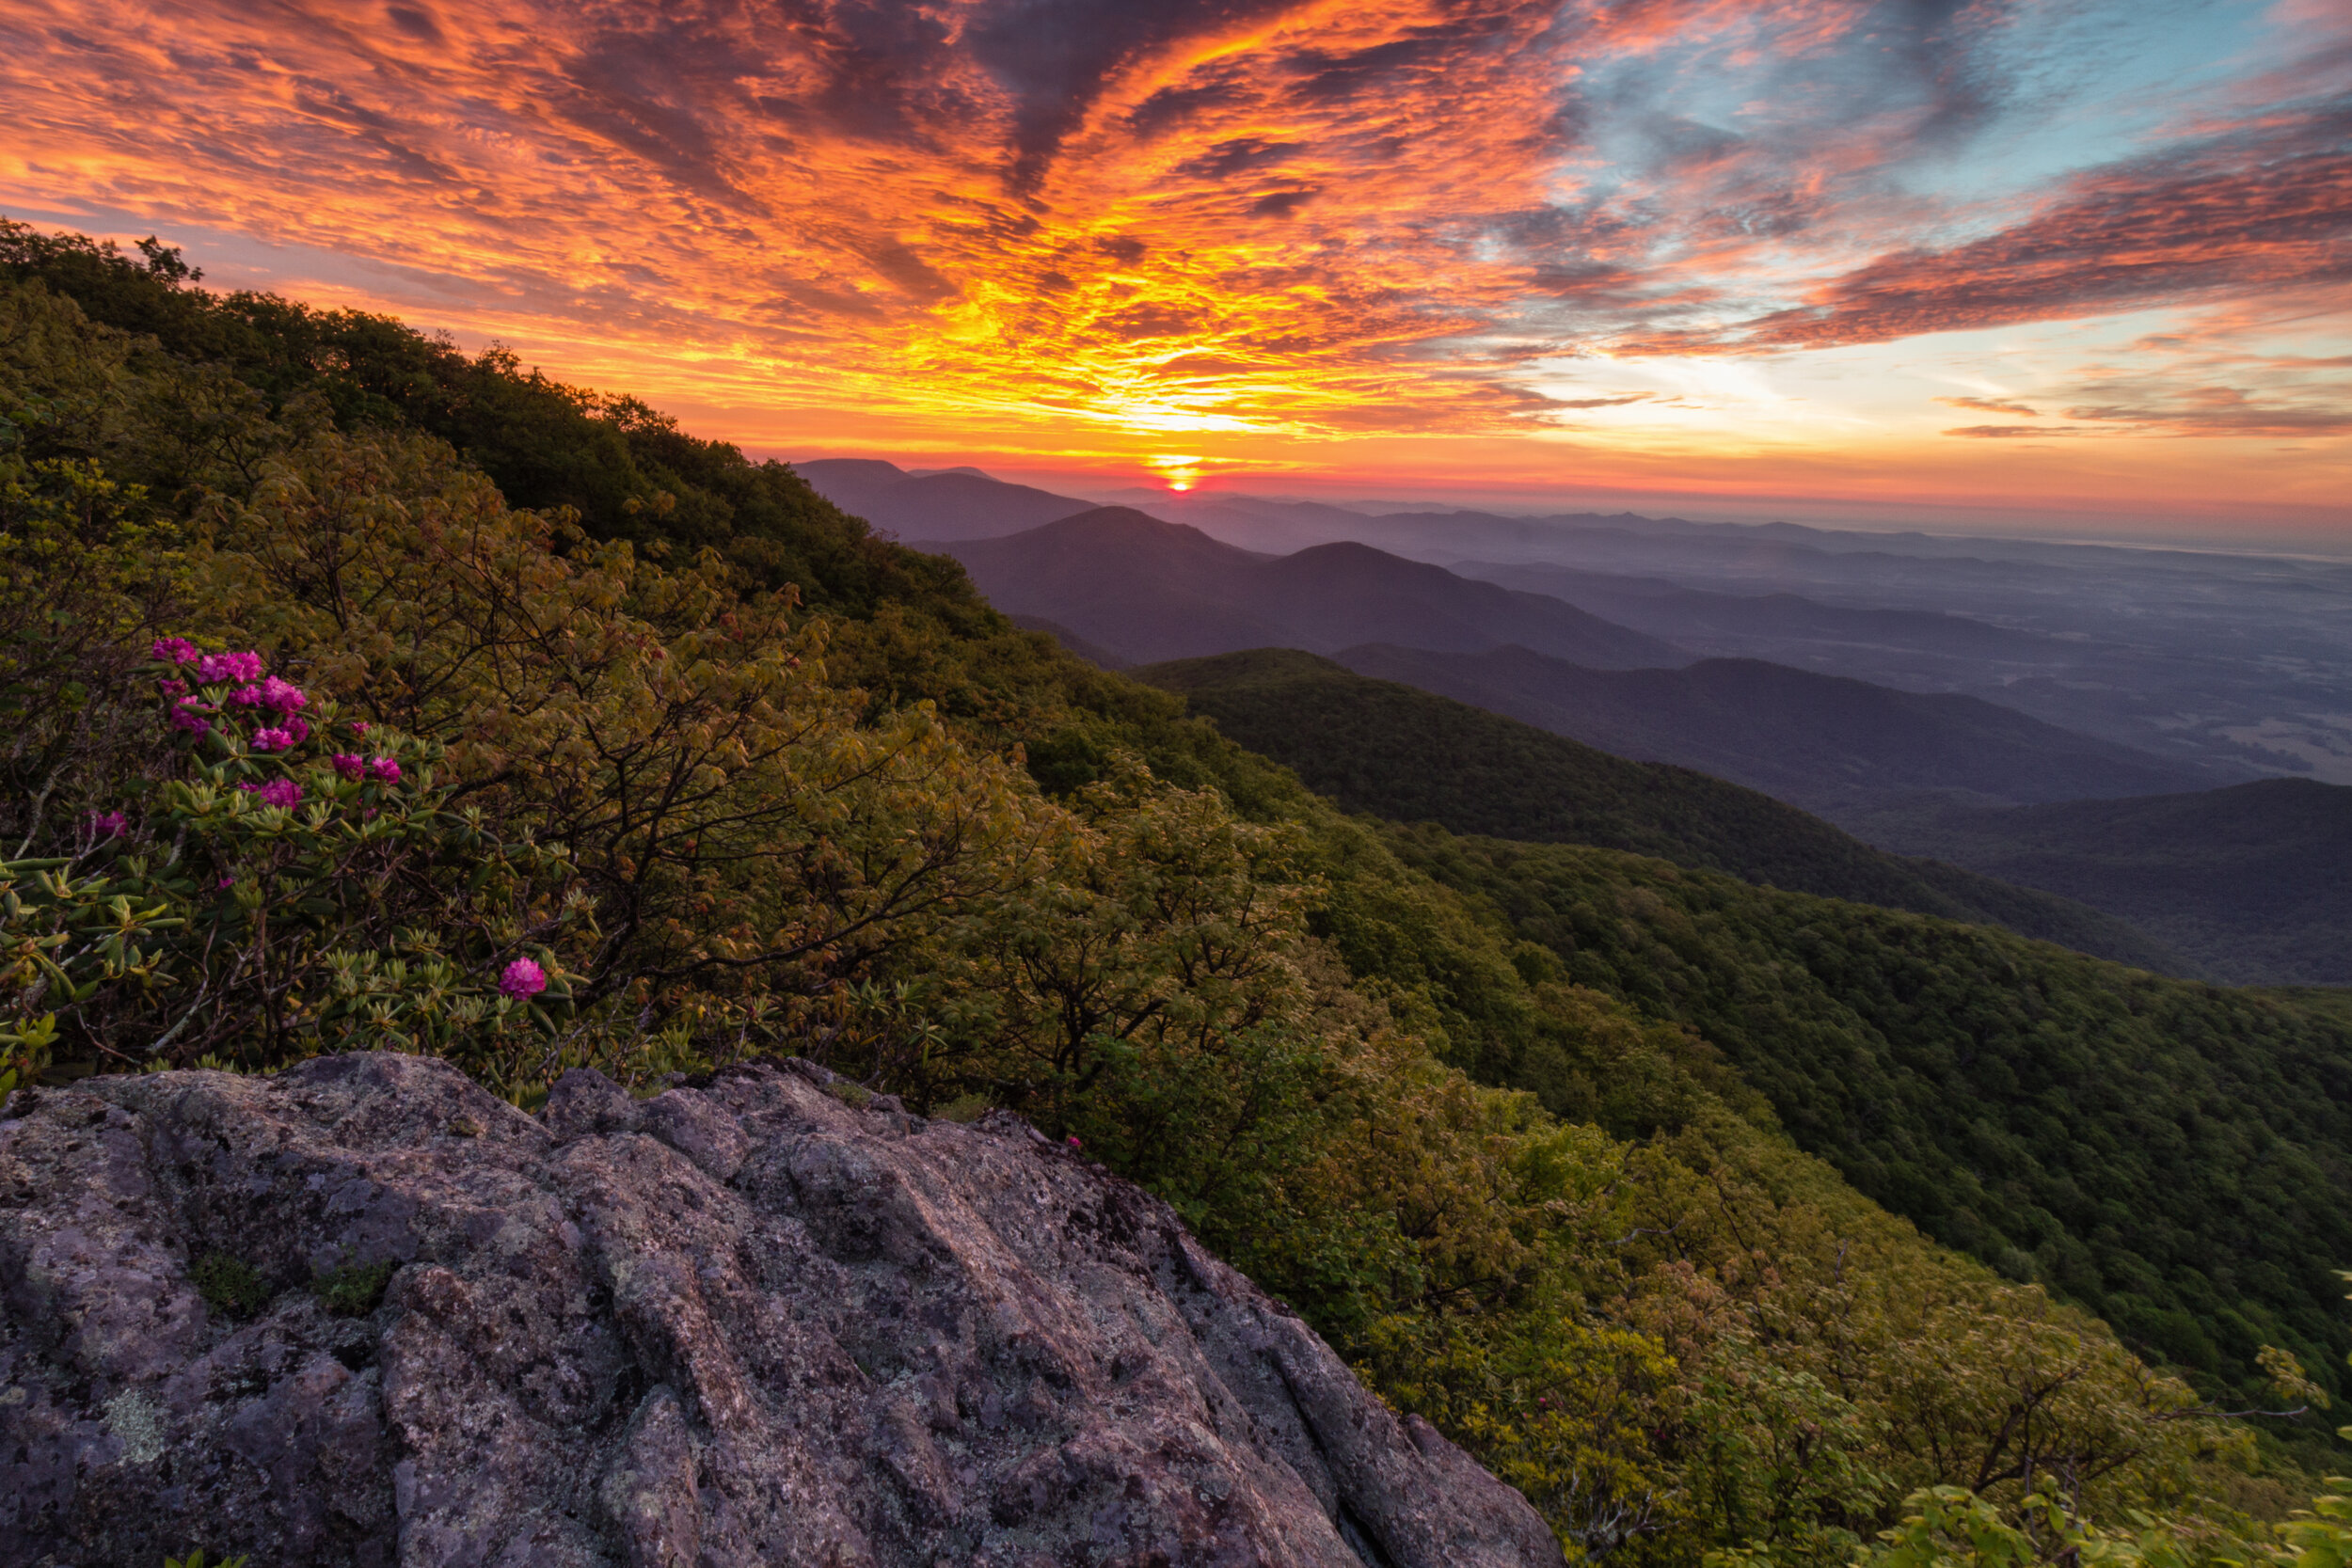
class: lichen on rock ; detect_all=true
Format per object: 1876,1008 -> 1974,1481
0,1053 -> 1561,1566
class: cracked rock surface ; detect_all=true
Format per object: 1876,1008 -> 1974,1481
0,1053 -> 1561,1566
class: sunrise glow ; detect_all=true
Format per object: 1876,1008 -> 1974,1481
3,0 -> 2344,536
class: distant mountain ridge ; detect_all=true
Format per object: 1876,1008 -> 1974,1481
927,508 -> 1683,669
1332,641 -> 2210,816
795,458 -> 1096,541
1446,561 -> 2065,664
1135,648 -> 2185,974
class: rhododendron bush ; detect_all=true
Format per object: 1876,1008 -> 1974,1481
2,639 -> 585,1093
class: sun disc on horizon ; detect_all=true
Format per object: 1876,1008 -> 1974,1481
1150,454 -> 1204,492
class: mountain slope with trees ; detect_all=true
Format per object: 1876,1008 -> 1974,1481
1386,826 -> 2352,1411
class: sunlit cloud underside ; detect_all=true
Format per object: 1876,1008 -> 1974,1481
3,0 -> 2346,528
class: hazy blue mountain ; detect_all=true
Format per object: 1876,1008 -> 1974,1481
1332,641 -> 2212,816
1444,561 -> 2063,662
927,508 -> 1683,669
795,462 -> 2338,792
1851,778 -> 2352,985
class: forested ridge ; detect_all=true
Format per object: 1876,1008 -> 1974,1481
1388,831 -> 2352,1399
1133,648 -> 2181,970
6,221 -> 2349,1566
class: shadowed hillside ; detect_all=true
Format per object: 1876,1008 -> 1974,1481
1334,641 -> 2209,816
1854,778 -> 2352,984
1135,649 -> 2184,972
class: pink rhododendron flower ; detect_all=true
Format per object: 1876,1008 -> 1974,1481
500,958 -> 548,999
368,756 -> 401,783
250,727 -> 293,752
237,779 -> 303,809
197,651 -> 264,685
332,753 -> 365,781
151,637 -> 199,664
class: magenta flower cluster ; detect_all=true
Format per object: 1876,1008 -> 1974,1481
500,958 -> 548,999
150,638 -> 333,757
230,675 -> 309,713
329,753 -> 400,783
236,779 -> 304,809
197,651 -> 264,685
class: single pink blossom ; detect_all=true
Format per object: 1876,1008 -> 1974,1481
250,727 -> 293,752
368,756 -> 401,783
151,637 -> 199,664
500,958 -> 548,999
237,779 -> 303,809
197,651 -> 264,685
332,753 -> 365,781
86,809 -> 128,839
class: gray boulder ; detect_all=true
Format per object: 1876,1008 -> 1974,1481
0,1053 -> 1561,1566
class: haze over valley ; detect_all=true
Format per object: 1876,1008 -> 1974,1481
790,456 -> 2352,986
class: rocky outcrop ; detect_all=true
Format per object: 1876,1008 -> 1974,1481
0,1053 -> 1561,1566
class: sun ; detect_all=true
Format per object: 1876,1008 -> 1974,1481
1149,453 -> 1205,492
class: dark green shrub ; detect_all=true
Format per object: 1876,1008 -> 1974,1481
311,1258 -> 393,1318
191,1252 -> 268,1318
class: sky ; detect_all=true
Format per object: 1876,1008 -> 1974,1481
3,0 -> 2347,543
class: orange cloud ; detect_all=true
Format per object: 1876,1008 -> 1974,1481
0,0 -> 2344,523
